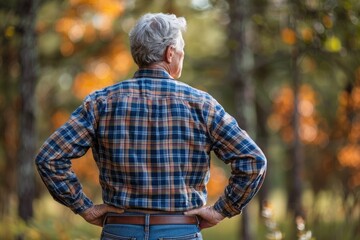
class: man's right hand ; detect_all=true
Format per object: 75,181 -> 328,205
184,206 -> 225,229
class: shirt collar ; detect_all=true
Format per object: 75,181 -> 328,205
133,68 -> 174,80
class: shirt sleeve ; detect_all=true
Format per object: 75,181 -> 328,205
35,96 -> 97,214
206,99 -> 267,218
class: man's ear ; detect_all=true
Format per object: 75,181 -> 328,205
164,45 -> 175,63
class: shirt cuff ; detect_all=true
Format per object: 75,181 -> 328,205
71,196 -> 94,214
213,195 -> 242,218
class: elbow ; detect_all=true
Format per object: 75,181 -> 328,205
35,155 -> 41,166
34,151 -> 48,174
35,155 -> 44,174
35,152 -> 44,166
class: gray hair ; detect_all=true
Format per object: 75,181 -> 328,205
129,13 -> 187,67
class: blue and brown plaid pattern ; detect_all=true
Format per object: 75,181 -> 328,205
35,69 -> 267,217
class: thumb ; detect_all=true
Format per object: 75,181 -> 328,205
184,207 -> 203,216
102,204 -> 124,214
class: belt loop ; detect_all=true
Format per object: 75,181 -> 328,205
195,216 -> 200,227
144,214 -> 150,240
102,213 -> 109,226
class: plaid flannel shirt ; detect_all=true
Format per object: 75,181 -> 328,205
35,69 -> 267,217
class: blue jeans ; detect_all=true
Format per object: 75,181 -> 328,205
100,212 -> 202,240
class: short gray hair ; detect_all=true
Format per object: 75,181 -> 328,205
129,13 -> 187,67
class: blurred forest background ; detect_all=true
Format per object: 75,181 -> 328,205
1,0 -> 360,239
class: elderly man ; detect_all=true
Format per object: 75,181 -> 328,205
35,13 -> 267,240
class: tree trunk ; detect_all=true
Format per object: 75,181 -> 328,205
227,0 -> 255,239
0,28 -> 18,218
256,101 -> 270,208
288,43 -> 305,218
17,0 -> 39,223
287,1 -> 305,220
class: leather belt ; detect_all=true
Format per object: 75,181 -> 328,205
105,215 -> 198,225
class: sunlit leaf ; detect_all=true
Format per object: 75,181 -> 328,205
281,27 -> 296,45
337,144 -> 360,168
60,41 -> 75,56
324,36 -> 342,52
322,15 -> 333,29
5,26 -> 15,38
300,27 -> 314,43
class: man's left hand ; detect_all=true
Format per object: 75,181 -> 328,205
79,204 -> 124,227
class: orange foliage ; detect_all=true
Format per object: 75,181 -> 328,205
60,40 -> 75,56
69,0 -> 124,18
337,144 -> 360,168
281,27 -> 296,45
348,122 -> 360,143
336,91 -> 351,132
72,39 -> 133,99
56,0 -> 124,44
268,84 -> 327,145
71,151 -> 99,185
73,72 -> 108,99
51,110 -> 70,129
207,165 -> 228,199
71,151 -> 100,197
322,15 -> 333,29
336,68 -> 360,175
349,172 -> 360,189
55,0 -> 126,54
351,87 -> 360,109
300,27 -> 314,43
54,0 -> 134,99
